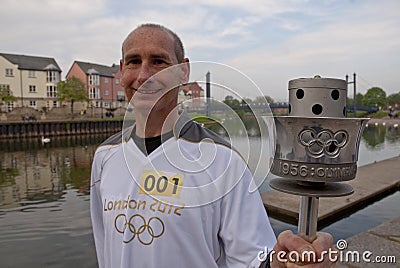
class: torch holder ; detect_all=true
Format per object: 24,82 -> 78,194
269,77 -> 368,242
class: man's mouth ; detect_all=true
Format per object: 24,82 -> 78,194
132,87 -> 162,94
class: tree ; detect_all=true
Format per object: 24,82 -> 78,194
254,95 -> 274,104
57,77 -> 88,115
347,93 -> 363,106
223,95 -> 240,108
0,86 -> 16,112
362,87 -> 386,109
387,93 -> 400,106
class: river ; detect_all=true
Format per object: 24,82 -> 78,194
0,125 -> 399,267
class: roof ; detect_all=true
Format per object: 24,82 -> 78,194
0,53 -> 61,71
75,61 -> 118,77
182,82 -> 204,92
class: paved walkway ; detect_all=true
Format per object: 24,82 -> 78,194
367,117 -> 400,127
337,217 -> 399,267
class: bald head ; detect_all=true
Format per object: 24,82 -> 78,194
122,23 -> 185,63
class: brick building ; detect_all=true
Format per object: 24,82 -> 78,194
66,61 -> 126,110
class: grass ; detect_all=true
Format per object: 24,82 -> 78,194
347,110 -> 389,118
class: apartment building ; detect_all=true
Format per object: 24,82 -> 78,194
0,53 -> 62,112
178,82 -> 205,110
66,61 -> 125,110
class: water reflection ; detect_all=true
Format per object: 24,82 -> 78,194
0,125 -> 399,267
0,134 -> 109,210
362,125 -> 400,149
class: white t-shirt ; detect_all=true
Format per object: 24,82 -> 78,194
90,113 -> 276,267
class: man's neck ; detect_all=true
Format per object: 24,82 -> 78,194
134,108 -> 179,138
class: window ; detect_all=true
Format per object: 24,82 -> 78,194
53,101 -> 58,107
47,85 -> 57,97
95,101 -> 100,108
29,85 -> 36,93
89,88 -> 100,99
89,74 -> 100,85
29,100 -> 37,109
5,68 -> 13,77
47,71 -> 59,83
0,84 -> 10,91
115,78 -> 120,85
104,89 -> 109,96
104,77 -> 109,83
28,70 -> 36,78
103,102 -> 109,108
7,101 -> 14,112
117,90 -> 124,101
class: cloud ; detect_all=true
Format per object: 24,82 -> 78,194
0,0 -> 399,100
224,0 -> 400,99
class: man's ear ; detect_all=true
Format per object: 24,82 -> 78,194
179,58 -> 190,84
119,59 -> 123,72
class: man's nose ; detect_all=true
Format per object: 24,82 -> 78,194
137,63 -> 152,85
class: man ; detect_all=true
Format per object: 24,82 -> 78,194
90,23 -> 334,267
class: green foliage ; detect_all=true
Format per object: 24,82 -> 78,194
387,93 -> 400,105
0,86 -> 16,111
362,87 -> 386,108
348,93 -> 364,106
0,167 -> 18,186
368,110 -> 388,118
57,77 -> 88,114
223,95 -> 241,107
347,110 -> 368,118
254,95 -> 274,104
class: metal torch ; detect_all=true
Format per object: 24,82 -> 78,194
270,76 -> 369,242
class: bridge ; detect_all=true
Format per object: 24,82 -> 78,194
187,102 -> 379,115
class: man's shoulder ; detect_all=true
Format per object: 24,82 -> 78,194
100,131 -> 123,147
94,131 -> 123,158
176,115 -> 231,149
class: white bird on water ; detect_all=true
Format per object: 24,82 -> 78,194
41,136 -> 50,144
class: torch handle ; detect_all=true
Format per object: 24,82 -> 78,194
298,196 -> 319,242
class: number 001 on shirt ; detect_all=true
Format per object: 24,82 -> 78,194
139,170 -> 184,198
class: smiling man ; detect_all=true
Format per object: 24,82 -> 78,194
90,23 -> 335,268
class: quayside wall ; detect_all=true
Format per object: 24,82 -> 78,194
0,120 -> 123,139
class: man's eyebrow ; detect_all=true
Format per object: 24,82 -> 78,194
150,53 -> 170,59
124,54 -> 140,61
123,53 -> 170,62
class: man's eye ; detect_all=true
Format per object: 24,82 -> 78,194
154,59 -> 167,65
127,59 -> 141,65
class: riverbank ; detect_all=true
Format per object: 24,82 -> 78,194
366,117 -> 400,127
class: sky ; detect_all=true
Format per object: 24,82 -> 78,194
1,0 -> 399,101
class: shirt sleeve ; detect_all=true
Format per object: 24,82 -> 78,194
218,159 -> 277,268
90,149 -> 105,268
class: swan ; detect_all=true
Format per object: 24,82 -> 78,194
41,136 -> 50,144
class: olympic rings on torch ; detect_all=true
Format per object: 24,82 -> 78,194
299,128 -> 348,158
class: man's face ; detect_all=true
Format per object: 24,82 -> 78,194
120,27 -> 188,112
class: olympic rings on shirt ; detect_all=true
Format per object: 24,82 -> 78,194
298,128 -> 348,158
114,213 -> 165,245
